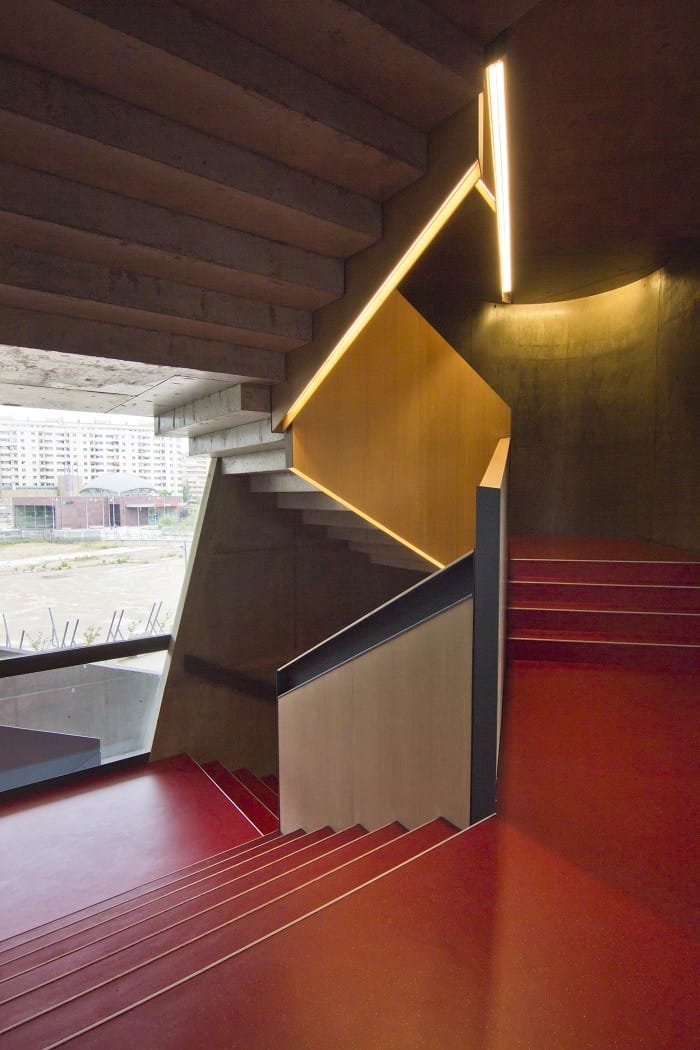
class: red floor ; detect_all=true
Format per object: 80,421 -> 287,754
65,815 -> 699,1050
0,755 -> 259,941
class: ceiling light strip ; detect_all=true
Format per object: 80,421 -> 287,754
486,60 -> 512,302
282,160 -> 481,429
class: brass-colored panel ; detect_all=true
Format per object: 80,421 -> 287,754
292,291 -> 510,564
278,599 -> 473,833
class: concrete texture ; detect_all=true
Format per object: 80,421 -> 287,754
152,467 -> 419,773
454,268 -> 699,550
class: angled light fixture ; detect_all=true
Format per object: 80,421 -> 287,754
485,59 -> 512,302
282,160 -> 481,428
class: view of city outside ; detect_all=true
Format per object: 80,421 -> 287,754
0,406 -> 210,655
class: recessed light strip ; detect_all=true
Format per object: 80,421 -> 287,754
282,160 -> 481,429
486,60 -> 512,302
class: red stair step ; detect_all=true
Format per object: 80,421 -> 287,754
232,767 -> 280,816
508,607 -> 700,644
0,830 -> 291,971
509,580 -> 700,613
508,634 -> 700,672
0,821 -> 454,1048
260,773 -> 279,795
509,558 -> 700,586
202,762 -> 279,834
0,827 -> 364,1006
0,829 -> 324,985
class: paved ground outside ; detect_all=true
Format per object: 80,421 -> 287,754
0,538 -> 190,650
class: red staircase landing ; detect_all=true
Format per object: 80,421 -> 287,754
0,754 -> 261,942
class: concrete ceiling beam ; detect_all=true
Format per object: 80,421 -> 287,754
3,0 -> 426,199
156,385 -> 270,438
0,59 -> 380,257
0,163 -> 343,311
0,304 -> 285,380
189,420 -> 287,459
0,245 -> 310,351
180,0 -> 482,130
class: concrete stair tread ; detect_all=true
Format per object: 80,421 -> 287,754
0,821 -> 450,1045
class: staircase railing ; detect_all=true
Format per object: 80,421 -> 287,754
277,553 -> 474,833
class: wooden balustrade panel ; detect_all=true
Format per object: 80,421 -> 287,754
278,598 -> 472,834
290,291 -> 510,564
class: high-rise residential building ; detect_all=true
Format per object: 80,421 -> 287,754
0,411 -> 208,500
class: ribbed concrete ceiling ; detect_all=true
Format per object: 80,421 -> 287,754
0,0 -> 494,420
0,0 -> 695,427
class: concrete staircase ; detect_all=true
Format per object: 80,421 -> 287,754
194,418 -> 433,573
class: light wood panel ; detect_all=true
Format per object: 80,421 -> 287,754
278,599 -> 472,833
291,291 -> 510,564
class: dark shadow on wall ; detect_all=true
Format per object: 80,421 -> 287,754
151,467 -> 424,772
406,264 -> 699,551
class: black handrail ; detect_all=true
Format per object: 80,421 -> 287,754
0,634 -> 171,679
278,551 -> 473,696
183,655 -> 276,701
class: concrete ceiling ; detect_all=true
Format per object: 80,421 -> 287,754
0,0 -> 696,429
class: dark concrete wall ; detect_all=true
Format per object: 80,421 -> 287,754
437,267 -> 699,550
152,465 -> 420,772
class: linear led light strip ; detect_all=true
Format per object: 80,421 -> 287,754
282,159 -> 481,429
290,467 -> 444,569
485,59 -> 512,302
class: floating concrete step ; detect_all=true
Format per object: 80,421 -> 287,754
189,419 -> 288,459
220,448 -> 289,476
249,472 -> 317,494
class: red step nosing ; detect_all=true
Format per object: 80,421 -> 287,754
260,774 -> 279,795
0,827 -> 369,1009
198,765 -> 266,835
202,764 -> 278,834
231,768 -> 279,816
0,822 -> 453,1045
0,830 -> 302,973
0,830 -> 282,963
0,830 -> 319,981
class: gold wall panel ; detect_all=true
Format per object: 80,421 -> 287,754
291,291 -> 511,564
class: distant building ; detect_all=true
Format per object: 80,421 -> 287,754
0,413 -> 208,501
12,473 -> 182,529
